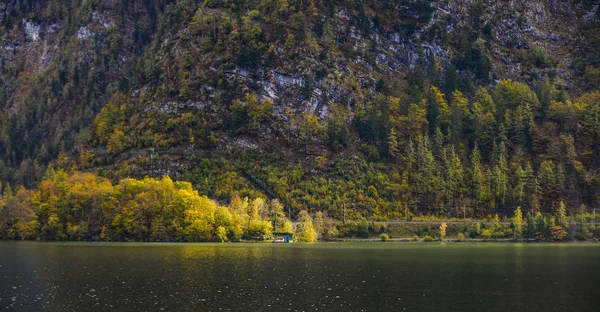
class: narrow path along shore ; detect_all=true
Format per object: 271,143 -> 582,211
323,238 -> 600,243
293,220 -> 600,226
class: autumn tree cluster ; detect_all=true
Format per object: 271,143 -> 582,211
0,168 -> 293,241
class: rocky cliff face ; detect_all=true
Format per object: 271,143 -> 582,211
0,1 -> 159,181
440,0 -> 593,88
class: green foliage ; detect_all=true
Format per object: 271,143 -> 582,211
1,0 -> 600,232
326,104 -> 350,151
480,229 -> 492,240
555,201 -> 567,228
94,95 -> 127,145
313,211 -> 324,237
0,170 -> 291,242
583,66 -> 600,92
526,213 -> 535,239
216,226 -> 228,242
513,207 -> 523,238
107,128 -> 127,155
534,212 -> 550,240
379,233 -> 389,242
245,93 -> 273,135
296,210 -> 318,242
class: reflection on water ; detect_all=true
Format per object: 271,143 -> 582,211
1,242 -> 599,311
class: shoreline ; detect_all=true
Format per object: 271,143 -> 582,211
325,237 -> 600,243
1,238 -> 599,244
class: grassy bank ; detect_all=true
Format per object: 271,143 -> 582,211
323,220 -> 600,243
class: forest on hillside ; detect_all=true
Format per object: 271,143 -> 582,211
87,83 -> 600,221
2,168 -> 598,242
1,1 -> 600,226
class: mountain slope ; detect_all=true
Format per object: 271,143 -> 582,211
1,0 -> 600,220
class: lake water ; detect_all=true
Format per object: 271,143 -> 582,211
1,242 -> 599,311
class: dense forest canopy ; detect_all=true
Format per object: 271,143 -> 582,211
0,168 -> 302,241
1,0 -> 600,226
3,168 -> 598,241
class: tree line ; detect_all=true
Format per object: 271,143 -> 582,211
0,168 -> 319,242
3,167 -> 597,242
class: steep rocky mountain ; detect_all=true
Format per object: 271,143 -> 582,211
1,0 -> 600,219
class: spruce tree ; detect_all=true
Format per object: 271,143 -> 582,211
513,207 -> 523,238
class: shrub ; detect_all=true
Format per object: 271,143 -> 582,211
574,227 -> 591,241
358,218 -> 370,238
492,230 -> 505,238
439,222 -> 447,240
551,226 -> 568,241
423,235 -> 433,242
457,233 -> 466,242
248,10 -> 260,20
373,222 -> 387,233
468,227 -> 479,238
325,225 -> 339,239
481,229 -> 492,240
413,235 -> 419,241
315,155 -> 327,169
379,233 -> 389,242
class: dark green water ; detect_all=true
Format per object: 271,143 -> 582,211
1,242 -> 599,311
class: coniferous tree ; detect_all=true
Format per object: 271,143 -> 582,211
470,147 -> 485,209
513,207 -> 523,238
538,160 -> 556,211
524,162 -> 541,215
513,164 -> 526,206
388,129 -> 400,161
449,90 -> 470,145
555,201 -> 567,228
